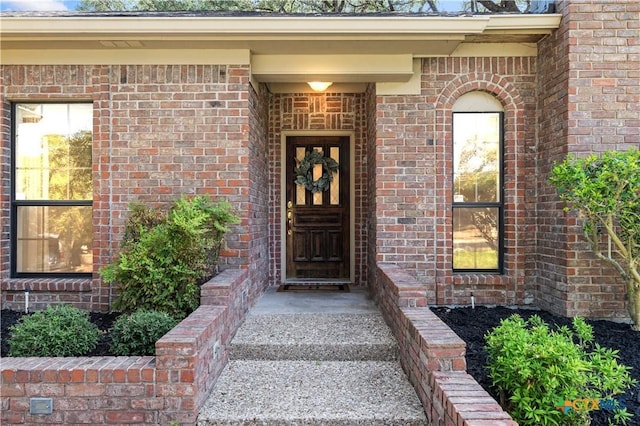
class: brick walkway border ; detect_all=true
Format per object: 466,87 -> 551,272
374,263 -> 517,426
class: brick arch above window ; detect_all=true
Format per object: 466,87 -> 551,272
435,73 -> 524,115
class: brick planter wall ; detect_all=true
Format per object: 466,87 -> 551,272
374,263 -> 516,425
1,268 -> 260,426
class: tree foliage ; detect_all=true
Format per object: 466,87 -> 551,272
76,0 -> 537,13
549,149 -> 640,331
45,131 -> 93,270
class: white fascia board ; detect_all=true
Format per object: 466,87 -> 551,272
485,14 -> 562,31
0,16 -> 489,37
0,14 -> 560,39
0,49 -> 250,65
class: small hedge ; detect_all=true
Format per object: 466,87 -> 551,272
8,305 -> 100,357
485,314 -> 636,426
110,310 -> 179,356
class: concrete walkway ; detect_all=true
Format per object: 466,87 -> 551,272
197,286 -> 428,425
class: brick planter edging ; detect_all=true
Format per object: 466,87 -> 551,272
375,263 -> 516,426
1,268 -> 256,426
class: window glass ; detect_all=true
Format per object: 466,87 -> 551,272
16,206 -> 93,273
13,103 -> 93,275
15,104 -> 92,201
453,207 -> 499,270
453,113 -> 500,203
452,109 -> 502,272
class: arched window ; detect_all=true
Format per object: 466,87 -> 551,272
452,92 -> 503,272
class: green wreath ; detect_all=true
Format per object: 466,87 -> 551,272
294,150 -> 340,193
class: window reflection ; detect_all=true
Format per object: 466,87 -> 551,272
453,113 -> 500,203
453,207 -> 499,270
15,104 -> 93,201
17,206 -> 93,273
452,111 -> 502,272
13,103 -> 93,275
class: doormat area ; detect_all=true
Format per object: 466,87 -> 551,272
277,284 -> 350,292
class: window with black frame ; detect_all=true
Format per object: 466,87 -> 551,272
12,103 -> 93,276
452,108 -> 503,272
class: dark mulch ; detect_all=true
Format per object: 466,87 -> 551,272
1,309 -> 120,357
432,306 -> 640,426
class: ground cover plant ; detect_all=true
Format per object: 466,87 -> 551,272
6,305 -> 101,357
1,309 -> 172,357
433,306 -> 640,426
486,314 -> 635,425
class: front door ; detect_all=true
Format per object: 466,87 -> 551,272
285,136 -> 350,280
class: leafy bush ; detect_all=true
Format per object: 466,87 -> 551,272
100,195 -> 239,319
120,201 -> 165,250
8,305 -> 100,357
550,149 -> 640,331
485,314 -> 636,426
109,310 -> 179,356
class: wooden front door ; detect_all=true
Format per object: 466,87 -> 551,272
285,136 -> 350,280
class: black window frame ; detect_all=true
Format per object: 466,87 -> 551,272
10,101 -> 94,278
452,111 -> 504,274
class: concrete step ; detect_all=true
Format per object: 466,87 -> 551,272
197,360 -> 428,426
197,290 -> 427,425
230,313 -> 399,361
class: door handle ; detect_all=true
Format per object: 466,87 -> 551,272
287,210 -> 293,235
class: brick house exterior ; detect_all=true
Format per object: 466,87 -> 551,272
1,0 -> 638,323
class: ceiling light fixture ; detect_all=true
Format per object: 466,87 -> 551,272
307,81 -> 333,92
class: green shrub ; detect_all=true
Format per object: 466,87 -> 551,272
120,201 -> 165,250
550,149 -> 640,331
8,305 -> 100,357
485,314 -> 636,426
100,195 -> 239,319
109,310 -> 179,356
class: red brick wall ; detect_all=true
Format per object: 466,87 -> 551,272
268,92 -> 368,286
535,0 -> 639,320
0,64 -> 265,312
247,83 -> 270,298
365,84 -> 378,298
374,57 -> 538,307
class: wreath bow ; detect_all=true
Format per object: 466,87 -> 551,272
294,150 -> 339,193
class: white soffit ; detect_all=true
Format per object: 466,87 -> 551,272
376,59 -> 422,95
251,54 -> 414,83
